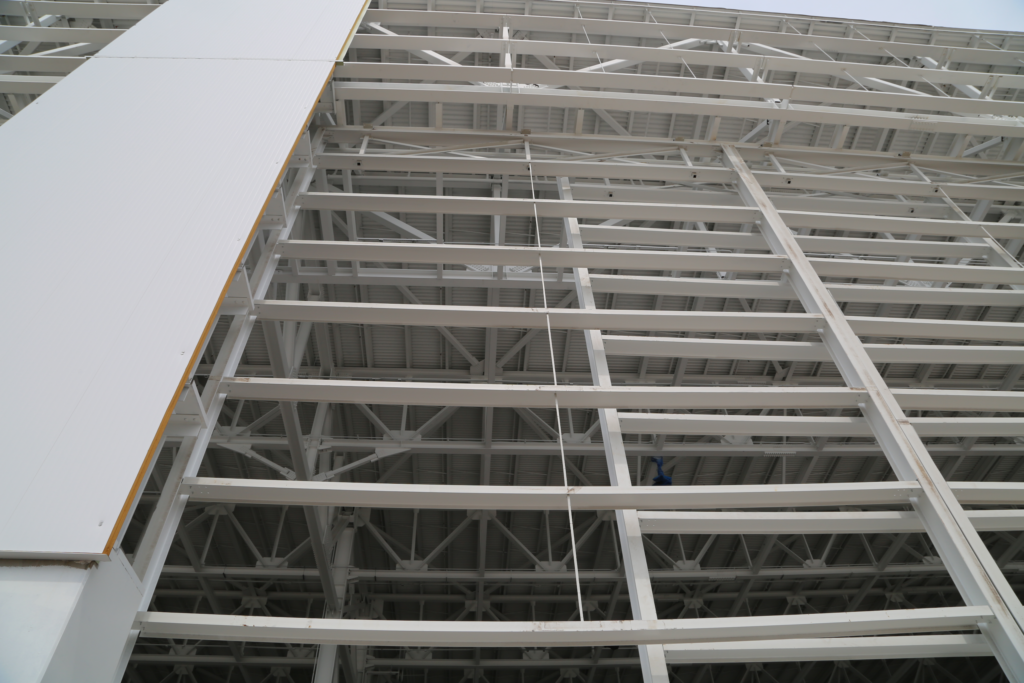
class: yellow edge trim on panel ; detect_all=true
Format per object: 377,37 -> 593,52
103,62 -> 342,556
338,0 -> 373,62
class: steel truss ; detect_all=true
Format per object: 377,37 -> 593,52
42,0 -> 1019,681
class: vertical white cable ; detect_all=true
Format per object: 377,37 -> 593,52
528,162 -> 585,621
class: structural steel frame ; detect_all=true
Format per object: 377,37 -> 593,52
5,0 -> 1024,682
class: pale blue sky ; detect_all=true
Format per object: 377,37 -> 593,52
640,0 -> 1024,33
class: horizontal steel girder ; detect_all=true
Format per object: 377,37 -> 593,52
222,380 -> 869,408
364,9 -> 1023,69
205,434 -> 1024,457
637,509 -> 1024,535
315,152 -> 1023,201
252,301 -> 1024,341
280,240 -> 787,274
321,127 -> 1020,179
333,82 -> 1023,138
181,478 -> 1024,509
271,268 -> 1024,308
576,226 -> 993,259
295,193 -> 1023,239
663,634 -> 991,664
604,336 -> 1024,366
277,241 -> 1024,286
128,654 -> 643,669
339,175 -> 972,221
182,478 -> 919,509
0,2 -> 156,20
337,61 -> 1024,120
0,24 -> 122,43
133,606 -> 991,646
159,562 -> 1024,582
350,23 -> 1024,81
128,638 -> 989,666
220,378 -> 1024,413
150,585 -> 976,604
619,414 -> 1024,438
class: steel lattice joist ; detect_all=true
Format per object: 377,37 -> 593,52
4,0 -> 1024,682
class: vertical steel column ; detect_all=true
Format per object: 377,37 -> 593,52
557,176 -> 669,683
263,320 -> 340,610
722,144 -> 1024,680
314,525 -> 358,683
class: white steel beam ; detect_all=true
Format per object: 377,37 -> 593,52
619,415 -> 1024,438
0,1 -> 157,20
321,126 -> 1021,177
0,54 -> 86,72
133,606 -> 992,646
324,148 -> 1023,216
663,635 -> 991,664
177,478 -> 1024,509
276,268 -> 1024,308
295,193 -> 1023,239
178,479 -> 1024,509
360,12 -> 1024,67
278,240 -> 1024,286
338,61 -> 1023,119
280,240 -> 785,273
954,483 -> 1024,505
721,144 -> 1024,677
181,478 -> 922,510
333,82 -> 1024,138
298,191 -> 758,223
637,510 -> 1024,535
346,31 -> 1024,87
555,177 -> 670,683
129,653 -> 640,668
206,434 -> 1024,458
160,562 -> 1024,583
253,301 -> 1024,341
223,379 -> 867,409
0,24 -> 122,43
220,378 -> 1024,414
254,300 -> 823,333
604,336 -> 1024,366
0,75 -> 60,93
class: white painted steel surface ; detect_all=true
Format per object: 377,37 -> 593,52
662,635 -> 992,663
0,0 -> 366,558
133,606 -> 993,645
181,478 -> 922,509
97,0 -> 364,61
0,564 -> 91,682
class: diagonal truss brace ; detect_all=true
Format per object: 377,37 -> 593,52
722,144 -> 1024,680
